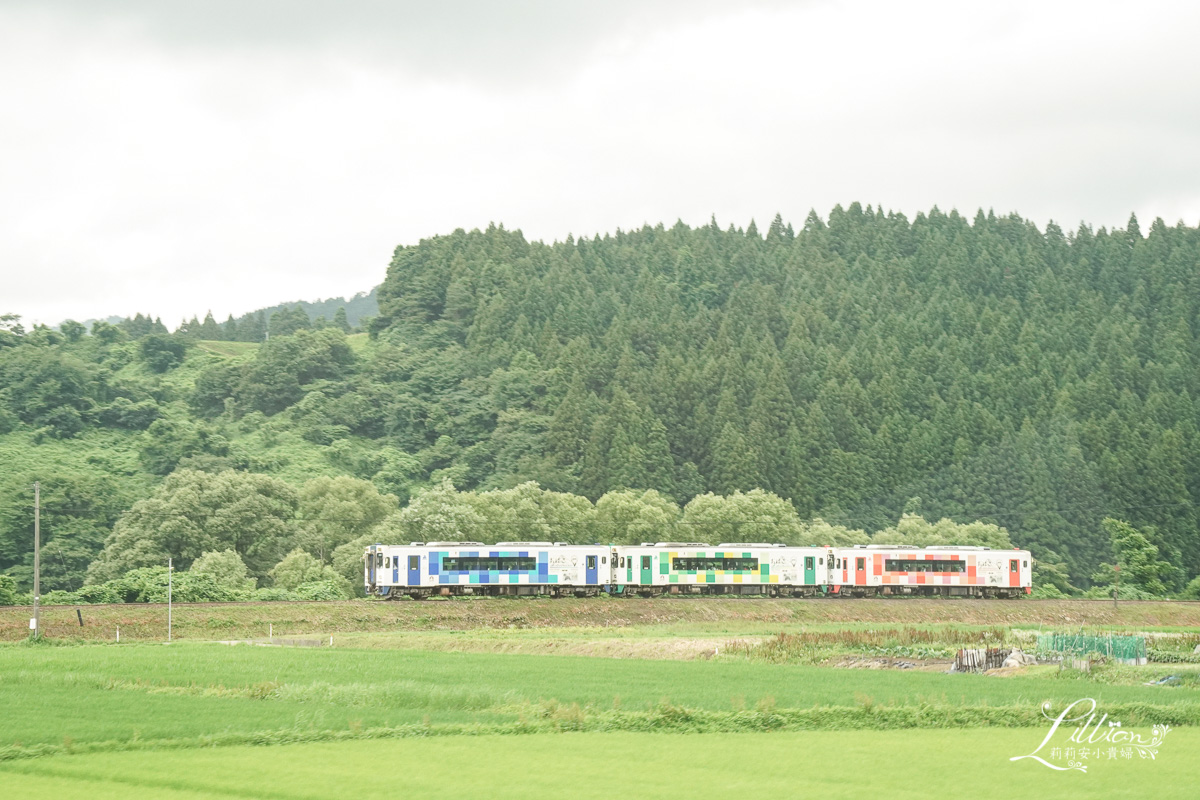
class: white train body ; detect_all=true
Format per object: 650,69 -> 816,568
366,542 -> 1032,599
365,542 -> 611,598
612,543 -> 832,596
829,545 -> 1032,598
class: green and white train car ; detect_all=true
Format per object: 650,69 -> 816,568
611,543 -> 832,596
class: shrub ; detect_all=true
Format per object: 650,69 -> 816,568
38,405 -> 85,438
139,334 -> 187,372
39,590 -> 80,605
1082,584 -> 1166,601
109,566 -> 246,603
269,548 -> 341,590
191,549 -> 257,593
0,574 -> 16,605
74,583 -> 124,604
290,580 -> 353,600
97,397 -> 160,430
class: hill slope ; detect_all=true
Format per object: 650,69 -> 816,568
3,206 -> 1199,592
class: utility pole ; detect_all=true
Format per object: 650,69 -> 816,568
32,481 -> 40,639
1113,563 -> 1120,610
168,557 -> 173,642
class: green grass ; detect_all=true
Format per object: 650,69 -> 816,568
0,729 -> 1195,799
6,598 -> 1200,643
2,643 -> 1197,750
0,625 -> 1196,797
194,340 -> 261,358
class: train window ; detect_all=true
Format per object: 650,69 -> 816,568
836,558 -> 841,568
443,556 -> 536,571
587,556 -> 597,570
642,556 -> 652,569
672,556 -> 758,572
885,559 -> 965,573
620,557 -> 625,567
1010,560 -> 1019,573
602,556 -> 607,564
1023,561 -> 1028,568
804,557 -> 814,570
409,556 -> 419,570
856,558 -> 865,571
818,558 -> 823,565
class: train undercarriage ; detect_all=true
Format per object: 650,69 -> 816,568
372,584 -> 1025,599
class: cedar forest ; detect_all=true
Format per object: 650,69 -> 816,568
2,205 -> 1199,602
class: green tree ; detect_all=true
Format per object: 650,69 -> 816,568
198,312 -> 223,340
88,470 -> 299,582
595,489 -> 680,544
681,489 -> 804,545
473,481 -> 596,544
236,329 -> 354,415
0,574 -> 17,605
59,320 -> 86,343
392,480 -> 487,543
139,419 -> 230,475
295,476 -> 398,562
1091,518 -> 1176,596
709,423 -> 757,495
190,549 -> 256,592
269,547 -> 342,590
139,333 -> 187,372
1031,551 -> 1078,596
872,514 -> 1013,549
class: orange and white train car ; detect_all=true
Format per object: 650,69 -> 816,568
829,544 -> 1031,598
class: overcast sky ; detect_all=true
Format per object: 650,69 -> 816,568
3,0 -> 1199,327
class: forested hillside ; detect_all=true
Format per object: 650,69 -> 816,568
3,206 -> 1199,597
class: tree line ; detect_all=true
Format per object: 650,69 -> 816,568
3,206 -> 1200,595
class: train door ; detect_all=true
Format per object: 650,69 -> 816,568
365,548 -> 377,587
586,554 -> 598,585
1008,558 -> 1020,588
803,555 -> 816,586
408,554 -> 421,587
855,556 -> 866,587
640,554 -> 653,586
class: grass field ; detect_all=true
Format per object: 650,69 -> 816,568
1,730 -> 1196,799
2,600 -> 1197,798
1,642 -> 1198,753
4,598 -> 1199,643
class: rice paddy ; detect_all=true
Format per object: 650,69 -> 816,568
1,599 -> 1197,797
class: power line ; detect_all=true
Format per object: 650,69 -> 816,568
30,498 -> 1189,529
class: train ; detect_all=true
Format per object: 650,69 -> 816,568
364,541 -> 1032,599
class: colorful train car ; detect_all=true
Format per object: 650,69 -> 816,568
365,541 -> 611,598
366,542 -> 1032,599
611,543 -> 831,596
829,544 -> 1032,597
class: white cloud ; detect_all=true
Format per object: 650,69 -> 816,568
1,0 -> 1198,325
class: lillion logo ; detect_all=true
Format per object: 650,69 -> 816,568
1011,698 -> 1170,773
